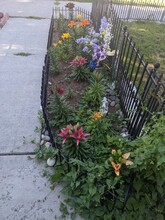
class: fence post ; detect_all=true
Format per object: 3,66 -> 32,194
160,8 -> 165,22
127,0 -> 133,20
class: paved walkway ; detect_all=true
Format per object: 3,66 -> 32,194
0,1 -> 91,219
0,1 -> 64,220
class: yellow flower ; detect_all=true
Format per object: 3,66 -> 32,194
58,40 -> 62,45
61,33 -> 71,40
91,112 -> 104,120
77,13 -> 82,20
53,43 -> 58,47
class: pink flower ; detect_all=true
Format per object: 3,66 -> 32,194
57,128 -> 69,144
69,56 -> 87,67
70,127 -> 90,146
56,86 -> 65,95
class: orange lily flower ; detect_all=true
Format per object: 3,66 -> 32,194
80,19 -> 90,27
111,162 -> 122,176
68,20 -> 77,27
122,152 -> 134,166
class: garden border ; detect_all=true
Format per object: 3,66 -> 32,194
40,5 -> 165,214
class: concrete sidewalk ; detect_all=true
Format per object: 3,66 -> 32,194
0,0 -> 64,219
0,1 -> 91,219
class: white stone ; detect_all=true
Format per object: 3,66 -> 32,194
110,101 -> 116,107
100,97 -> 109,114
42,135 -> 50,141
40,140 -> 45,146
47,158 -> 56,167
45,142 -> 51,148
120,132 -> 129,137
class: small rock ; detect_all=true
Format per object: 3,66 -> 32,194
47,158 -> 56,167
109,95 -> 116,101
48,81 -> 52,86
45,142 -> 51,148
43,130 -> 49,136
120,132 -> 129,138
100,97 -> 109,114
110,101 -> 116,107
41,135 -> 50,141
40,140 -> 45,146
107,82 -> 115,90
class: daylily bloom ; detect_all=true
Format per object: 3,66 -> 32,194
77,14 -> 82,20
57,128 -> 69,144
91,112 -> 104,120
80,19 -> 90,27
68,20 -> 77,27
61,33 -> 71,40
121,152 -> 134,166
58,40 -> 62,45
111,162 -> 121,176
70,127 -> 90,146
53,43 -> 58,47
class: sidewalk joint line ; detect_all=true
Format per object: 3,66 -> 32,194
0,152 -> 35,156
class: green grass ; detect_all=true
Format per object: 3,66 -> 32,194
14,52 -> 33,56
124,20 -> 165,78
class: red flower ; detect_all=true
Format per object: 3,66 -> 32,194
57,128 -> 69,144
69,56 -> 87,67
56,86 -> 65,95
70,127 -> 90,146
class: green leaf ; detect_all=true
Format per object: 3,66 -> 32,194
89,186 -> 97,197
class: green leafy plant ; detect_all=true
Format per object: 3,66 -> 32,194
48,47 -> 60,74
48,89 -> 73,127
69,56 -> 90,81
83,71 -> 105,108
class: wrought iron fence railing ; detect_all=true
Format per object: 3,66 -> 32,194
91,2 -> 165,138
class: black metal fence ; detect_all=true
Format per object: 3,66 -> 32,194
91,2 -> 165,138
41,14 -> 55,147
41,5 -> 164,143
54,6 -> 91,20
92,0 -> 165,22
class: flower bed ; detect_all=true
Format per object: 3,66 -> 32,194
37,11 -> 165,220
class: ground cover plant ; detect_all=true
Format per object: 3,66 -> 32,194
37,9 -> 165,220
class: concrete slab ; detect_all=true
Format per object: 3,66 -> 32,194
0,155 -> 64,220
0,55 -> 44,153
0,0 -> 54,18
0,18 -> 50,56
0,17 -> 50,153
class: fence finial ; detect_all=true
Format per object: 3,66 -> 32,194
123,26 -> 127,32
